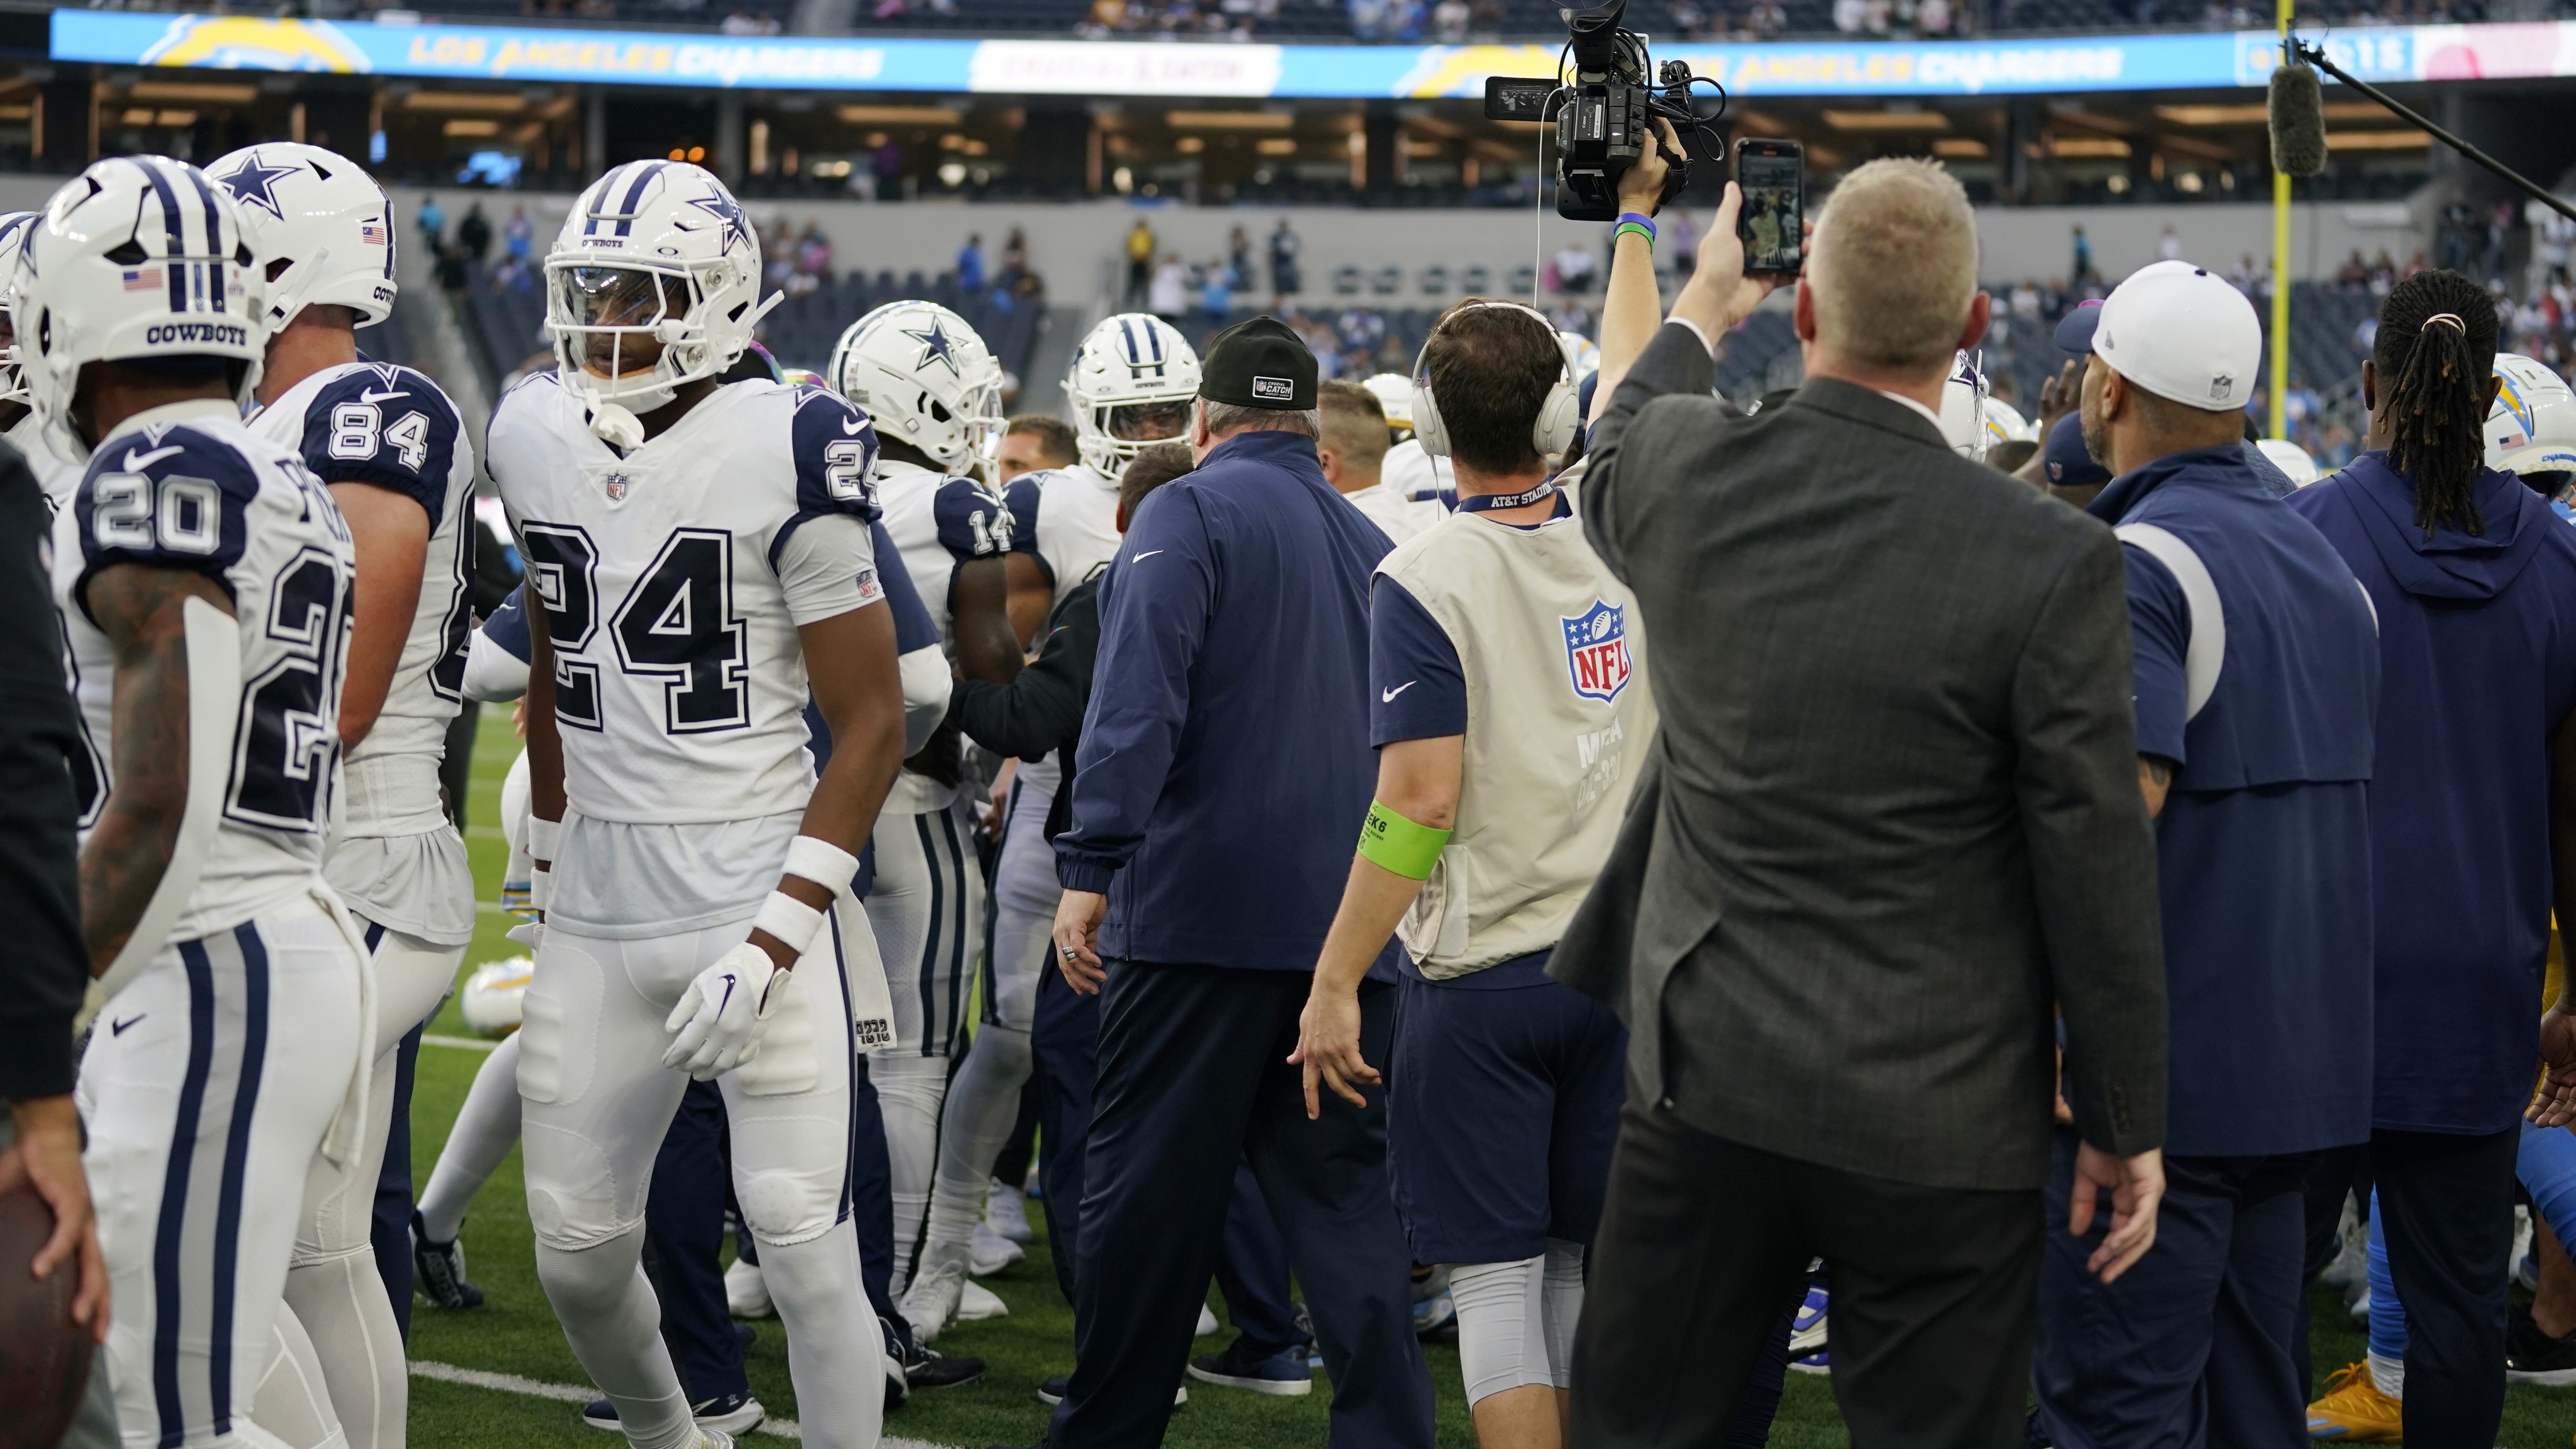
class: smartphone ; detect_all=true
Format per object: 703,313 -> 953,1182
1732,138 -> 1805,277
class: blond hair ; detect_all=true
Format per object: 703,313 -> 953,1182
1806,158 -> 1979,374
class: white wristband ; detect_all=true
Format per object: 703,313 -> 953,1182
528,863 -> 551,914
752,890 -> 826,958
782,835 -> 861,900
528,814 -> 562,862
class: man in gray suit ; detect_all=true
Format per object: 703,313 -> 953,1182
1558,159 -> 2172,1447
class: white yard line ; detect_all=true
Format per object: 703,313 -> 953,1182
421,1033 -> 500,1053
410,1359 -> 965,1448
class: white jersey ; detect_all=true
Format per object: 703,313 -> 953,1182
1340,478 -> 1440,544
248,360 -> 479,942
488,373 -> 886,937
8,408 -> 82,509
875,456 -> 999,816
52,399 -> 356,942
1003,461 -> 1123,606
1382,438 -> 1454,511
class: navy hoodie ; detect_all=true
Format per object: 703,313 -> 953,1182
2288,453 -> 2576,1133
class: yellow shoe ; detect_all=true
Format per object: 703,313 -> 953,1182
2306,1362 -> 2403,1442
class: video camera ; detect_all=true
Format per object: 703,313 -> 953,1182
1483,0 -> 1722,222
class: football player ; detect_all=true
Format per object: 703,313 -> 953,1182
489,160 -> 899,1449
30,155 -> 365,1449
218,140 -> 476,1449
0,210 -> 80,504
902,312 -> 1200,1340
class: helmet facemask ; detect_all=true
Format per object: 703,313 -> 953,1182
548,255 -> 751,422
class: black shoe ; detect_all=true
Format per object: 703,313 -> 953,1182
410,1210 -> 483,1310
580,1390 -> 765,1433
1187,1335 -> 1313,1396
881,1317 -> 910,1411
1036,1374 -> 1182,1408
899,1340 -> 986,1391
2508,1303 -> 2576,1385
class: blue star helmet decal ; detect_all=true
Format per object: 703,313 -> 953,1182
215,152 -> 298,222
906,319 -> 960,377
685,187 -> 752,257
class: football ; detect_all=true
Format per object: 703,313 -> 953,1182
0,1177 -> 93,1449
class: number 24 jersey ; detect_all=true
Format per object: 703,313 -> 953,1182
52,399 -> 357,942
487,374 -> 883,828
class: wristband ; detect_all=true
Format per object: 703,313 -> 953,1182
1615,213 -> 1657,247
1356,800 -> 1452,881
752,890 -> 826,958
527,814 -> 561,863
528,863 -> 551,914
783,835 -> 862,900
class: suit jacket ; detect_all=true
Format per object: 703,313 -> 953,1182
0,440 -> 88,1102
1554,323 -> 2167,1191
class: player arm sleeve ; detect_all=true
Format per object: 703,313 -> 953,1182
1054,496 -> 1215,892
462,598 -> 533,704
773,514 -> 885,627
301,370 -> 463,525
949,579 -> 1100,759
1369,576 -> 1468,746
0,465 -> 89,1099
2013,531 -> 2167,1160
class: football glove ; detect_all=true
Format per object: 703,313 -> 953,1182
662,942 -> 786,1079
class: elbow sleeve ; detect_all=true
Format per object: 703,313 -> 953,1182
463,631 -> 532,704
899,646 -> 953,756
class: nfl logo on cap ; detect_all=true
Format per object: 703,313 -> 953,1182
1251,376 -> 1294,402
1562,600 -> 1632,704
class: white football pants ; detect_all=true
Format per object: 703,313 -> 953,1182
413,1032 -> 522,1246
82,896 -> 365,1449
519,912 -> 882,1449
863,803 -> 981,1282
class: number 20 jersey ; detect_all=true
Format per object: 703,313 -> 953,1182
486,373 -> 882,828
52,401 -> 357,942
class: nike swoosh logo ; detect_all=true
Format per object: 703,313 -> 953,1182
111,1014 -> 143,1036
122,445 -> 184,472
842,417 -> 868,436
358,388 -> 408,404
1133,550 -> 1163,561
1382,681 -> 1417,702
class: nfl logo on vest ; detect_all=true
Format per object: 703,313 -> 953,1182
1562,600 -> 1632,703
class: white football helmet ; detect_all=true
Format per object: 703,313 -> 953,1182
460,957 -> 535,1039
209,142 -> 397,331
15,156 -> 267,463
828,300 -> 1004,476
0,211 -> 40,407
1066,313 -> 1201,473
2257,437 -> 2321,488
546,160 -> 776,443
1981,396 -> 2036,449
1557,329 -> 1602,384
1938,352 -> 1990,462
2487,352 -> 2576,484
1362,372 -> 1415,437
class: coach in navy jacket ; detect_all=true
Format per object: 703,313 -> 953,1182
1038,317 -> 1435,1449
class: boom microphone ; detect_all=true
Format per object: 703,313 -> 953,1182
2269,61 -> 2328,179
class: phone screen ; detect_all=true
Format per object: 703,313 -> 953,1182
1737,150 -> 1803,274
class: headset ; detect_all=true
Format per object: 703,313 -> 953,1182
1411,299 -> 1584,462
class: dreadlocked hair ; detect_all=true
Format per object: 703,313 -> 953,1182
2373,269 -> 2498,538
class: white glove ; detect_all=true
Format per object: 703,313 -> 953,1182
504,919 -> 544,952
662,942 -> 785,1079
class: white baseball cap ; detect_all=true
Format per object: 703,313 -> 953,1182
2089,259 -> 2263,413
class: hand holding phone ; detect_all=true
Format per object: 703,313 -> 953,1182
1732,138 -> 1805,277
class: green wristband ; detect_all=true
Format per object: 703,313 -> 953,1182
1616,221 -> 1656,249
1357,800 -> 1452,881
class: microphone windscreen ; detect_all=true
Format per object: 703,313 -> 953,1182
2270,62 -> 2328,179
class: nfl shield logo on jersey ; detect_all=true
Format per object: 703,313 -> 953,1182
603,471 -> 630,502
1561,600 -> 1632,704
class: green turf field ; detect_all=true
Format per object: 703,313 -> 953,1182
406,708 -> 2576,1448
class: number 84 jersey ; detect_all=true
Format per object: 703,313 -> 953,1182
52,401 -> 357,942
487,374 -> 883,827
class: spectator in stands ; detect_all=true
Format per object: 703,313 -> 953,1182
1002,227 -> 1030,286
417,193 -> 445,252
1126,219 -> 1157,309
1151,253 -> 1191,323
2073,224 -> 2095,285
2157,225 -> 2183,262
1270,219 -> 1303,302
1552,242 -> 1597,296
1200,260 -> 1232,321
458,201 -> 492,266
1433,0 -> 1469,38
1227,226 -> 1253,292
436,243 -> 468,296
799,222 -> 832,283
875,138 -> 906,202
503,203 -> 534,270
997,414 -> 1079,484
959,233 -> 986,295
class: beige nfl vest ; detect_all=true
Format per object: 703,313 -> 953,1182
1375,489 -> 1656,980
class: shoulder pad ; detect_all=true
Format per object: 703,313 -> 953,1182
72,425 -> 268,616
790,388 -> 881,524
933,475 -> 1027,559
301,363 -> 464,522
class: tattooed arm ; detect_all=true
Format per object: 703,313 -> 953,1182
79,564 -> 234,976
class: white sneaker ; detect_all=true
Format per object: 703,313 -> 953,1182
984,1179 -> 1035,1245
691,1432 -> 736,1449
724,1258 -> 773,1320
899,1239 -> 970,1344
2321,1196 -> 2367,1291
959,1279 -> 1009,1322
970,1221 -> 1027,1276
1196,1305 -> 1220,1337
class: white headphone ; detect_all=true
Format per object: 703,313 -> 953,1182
1411,300 -> 1583,461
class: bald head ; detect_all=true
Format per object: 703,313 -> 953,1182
1807,158 -> 1980,375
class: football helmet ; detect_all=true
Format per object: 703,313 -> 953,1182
460,957 -> 535,1039
15,156 -> 267,463
208,142 -> 397,331
1938,352 -> 1990,462
1362,371 -> 1415,438
829,300 -> 1005,475
1557,329 -> 1602,385
1981,396 -> 2036,449
2257,437 -> 2320,488
2487,352 -> 2576,486
545,160 -> 775,443
1066,313 -> 1201,473
0,211 -> 40,408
